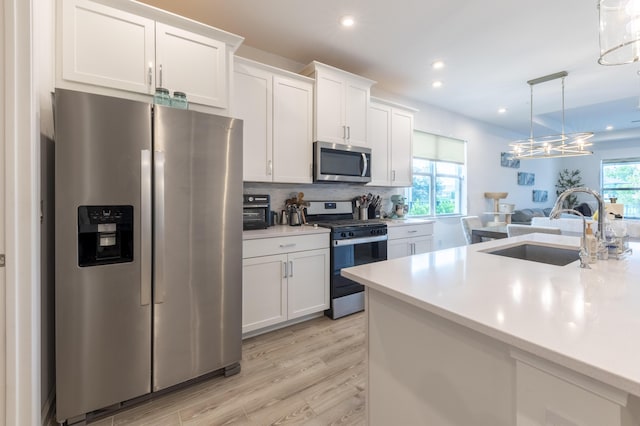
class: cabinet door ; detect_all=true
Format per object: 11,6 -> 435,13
242,254 -> 287,333
390,108 -> 414,186
412,236 -> 433,255
368,102 -> 391,186
387,239 -> 412,260
273,75 -> 313,183
156,23 -> 227,108
61,0 -> 155,93
315,72 -> 345,144
344,78 -> 370,146
234,63 -> 273,182
287,248 -> 330,319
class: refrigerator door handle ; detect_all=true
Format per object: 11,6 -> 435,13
140,150 -> 152,306
154,150 -> 166,304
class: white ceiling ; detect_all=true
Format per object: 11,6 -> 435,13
140,0 -> 640,142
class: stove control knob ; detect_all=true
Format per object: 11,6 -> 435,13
341,232 -> 347,238
349,232 -> 355,237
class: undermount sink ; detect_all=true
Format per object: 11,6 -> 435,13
483,243 -> 580,266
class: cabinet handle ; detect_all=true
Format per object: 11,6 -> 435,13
159,64 -> 163,87
408,230 -> 418,234
392,170 -> 396,181
342,125 -> 347,139
411,243 -> 415,255
279,243 -> 296,248
289,260 -> 294,277
283,261 -> 288,279
148,62 -> 153,87
268,159 -> 273,175
347,126 -> 351,140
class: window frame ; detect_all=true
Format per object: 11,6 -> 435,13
600,157 -> 640,220
407,157 -> 465,218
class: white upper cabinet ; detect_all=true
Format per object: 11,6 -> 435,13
58,0 -> 243,110
60,0 -> 156,94
368,98 -> 417,187
233,57 -> 313,183
368,102 -> 392,186
155,23 -> 227,108
302,61 -> 375,147
272,75 -> 313,183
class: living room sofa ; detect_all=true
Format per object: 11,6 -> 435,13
510,208 -> 552,225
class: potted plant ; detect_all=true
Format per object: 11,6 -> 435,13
555,168 -> 582,208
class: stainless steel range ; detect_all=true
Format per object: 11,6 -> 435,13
305,201 -> 387,319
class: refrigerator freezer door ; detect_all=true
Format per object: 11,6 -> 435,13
152,106 -> 243,391
54,89 -> 153,423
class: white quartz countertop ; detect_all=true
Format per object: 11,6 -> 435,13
341,233 -> 640,397
382,218 -> 435,227
243,224 -> 330,240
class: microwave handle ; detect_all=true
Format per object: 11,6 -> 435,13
361,152 -> 368,177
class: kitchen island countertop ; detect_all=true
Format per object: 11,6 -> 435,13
342,233 -> 640,397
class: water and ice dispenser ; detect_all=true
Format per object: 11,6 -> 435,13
78,205 -> 134,266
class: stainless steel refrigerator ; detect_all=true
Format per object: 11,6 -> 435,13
54,89 -> 243,424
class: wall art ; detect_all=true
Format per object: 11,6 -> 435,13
532,190 -> 548,203
517,172 -> 535,186
500,152 -> 520,169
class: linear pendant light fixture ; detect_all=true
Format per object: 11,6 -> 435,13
509,71 -> 594,160
598,0 -> 640,65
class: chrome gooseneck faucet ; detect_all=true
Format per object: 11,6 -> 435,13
549,208 -> 590,269
550,187 -> 605,241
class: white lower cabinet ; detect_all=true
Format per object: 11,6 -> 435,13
513,352 -> 632,426
387,222 -> 434,259
242,233 -> 330,334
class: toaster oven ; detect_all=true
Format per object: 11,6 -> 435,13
243,194 -> 272,230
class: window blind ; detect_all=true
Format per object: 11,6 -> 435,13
413,130 -> 465,164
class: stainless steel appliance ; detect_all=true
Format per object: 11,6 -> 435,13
313,141 -> 372,183
243,194 -> 271,230
54,89 -> 243,424
305,201 -> 387,319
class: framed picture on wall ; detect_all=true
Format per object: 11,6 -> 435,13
532,190 -> 548,203
517,172 -> 535,186
500,152 -> 520,168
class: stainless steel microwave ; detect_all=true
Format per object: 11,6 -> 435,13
313,141 -> 371,183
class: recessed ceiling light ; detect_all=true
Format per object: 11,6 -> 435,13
432,60 -> 445,69
606,125 -> 614,130
432,80 -> 443,88
498,107 -> 507,114
341,16 -> 355,27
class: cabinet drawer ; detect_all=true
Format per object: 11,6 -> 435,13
387,223 -> 433,240
243,233 -> 329,258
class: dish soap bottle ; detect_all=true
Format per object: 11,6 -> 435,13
585,222 -> 597,263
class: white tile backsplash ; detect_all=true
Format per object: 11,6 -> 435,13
243,182 -> 404,216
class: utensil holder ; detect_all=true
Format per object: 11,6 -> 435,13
359,207 -> 368,221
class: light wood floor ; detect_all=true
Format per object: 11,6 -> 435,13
89,312 -> 366,425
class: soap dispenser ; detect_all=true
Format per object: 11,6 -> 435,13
585,222 -> 597,264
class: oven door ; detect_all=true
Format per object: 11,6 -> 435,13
331,236 -> 387,298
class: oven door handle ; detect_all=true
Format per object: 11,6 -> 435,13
333,235 -> 387,246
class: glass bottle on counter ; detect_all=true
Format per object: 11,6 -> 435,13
171,91 -> 188,109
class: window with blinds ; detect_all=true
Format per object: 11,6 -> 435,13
407,130 -> 467,217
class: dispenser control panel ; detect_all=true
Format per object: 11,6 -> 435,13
78,205 -> 134,267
